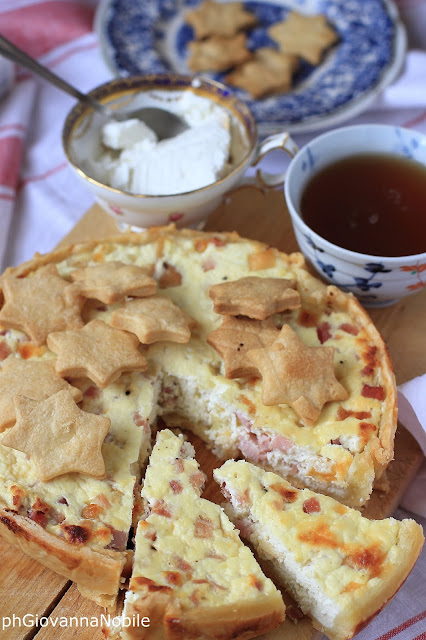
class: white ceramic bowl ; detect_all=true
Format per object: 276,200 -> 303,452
284,125 -> 426,307
62,74 -> 293,229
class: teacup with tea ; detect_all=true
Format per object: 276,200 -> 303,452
283,124 -> 426,306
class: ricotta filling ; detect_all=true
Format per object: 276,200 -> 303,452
87,92 -> 236,196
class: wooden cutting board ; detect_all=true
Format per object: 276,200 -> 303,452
0,187 -> 424,640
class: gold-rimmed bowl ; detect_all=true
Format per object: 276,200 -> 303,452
63,74 -> 293,229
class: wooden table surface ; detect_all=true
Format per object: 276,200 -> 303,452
0,188 -> 424,640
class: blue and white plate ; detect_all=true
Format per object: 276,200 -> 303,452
95,0 -> 406,136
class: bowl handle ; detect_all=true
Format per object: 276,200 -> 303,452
246,132 -> 298,189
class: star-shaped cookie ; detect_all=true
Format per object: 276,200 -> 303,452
187,33 -> 252,72
1,390 -> 110,481
110,296 -> 196,344
0,358 -> 83,432
209,276 -> 300,319
269,11 -> 338,66
225,48 -> 299,98
207,316 -> 279,379
247,324 -> 348,424
47,319 -> 147,388
0,265 -> 83,346
186,1 -> 257,39
69,261 -> 157,304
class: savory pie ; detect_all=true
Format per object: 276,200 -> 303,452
107,429 -> 284,639
214,459 -> 424,640
0,226 -> 398,613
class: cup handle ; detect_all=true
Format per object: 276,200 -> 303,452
244,131 -> 299,189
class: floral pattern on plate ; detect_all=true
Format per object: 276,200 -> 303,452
95,0 -> 406,135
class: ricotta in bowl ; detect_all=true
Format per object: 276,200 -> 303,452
84,91 -> 246,196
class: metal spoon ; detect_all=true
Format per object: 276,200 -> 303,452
0,34 -> 188,140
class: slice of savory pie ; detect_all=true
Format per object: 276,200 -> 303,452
0,365 -> 160,608
108,429 -> 285,640
214,460 -> 424,640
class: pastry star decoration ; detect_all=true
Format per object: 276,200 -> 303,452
0,358 -> 82,432
110,296 -> 196,344
269,11 -> 338,66
186,0 -> 257,38
225,48 -> 299,99
47,319 -> 147,388
247,324 -> 348,425
69,261 -> 157,304
207,316 -> 279,379
1,390 -> 110,482
0,265 -> 83,346
209,276 -> 301,319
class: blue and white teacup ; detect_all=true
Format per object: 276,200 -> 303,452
283,124 -> 426,307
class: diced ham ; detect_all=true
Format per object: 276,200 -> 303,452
303,497 -> 321,513
337,407 -> 372,421
105,528 -> 128,551
235,411 -> 253,430
0,342 -> 11,361
206,551 -> 226,560
317,321 -> 332,344
175,557 -> 192,573
238,431 -> 263,462
248,575 -> 263,591
170,480 -> 183,494
132,411 -> 148,428
152,500 -> 172,518
190,472 -> 205,492
270,435 -> 294,453
202,258 -> 216,272
28,499 -> 52,527
174,458 -> 184,474
361,384 -> 385,400
238,429 -> 294,463
143,530 -> 157,542
194,515 -> 214,538
28,509 -> 48,527
298,310 -> 317,327
32,497 -> 51,513
339,323 -> 359,336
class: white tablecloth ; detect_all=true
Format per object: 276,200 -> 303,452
0,2 -> 425,639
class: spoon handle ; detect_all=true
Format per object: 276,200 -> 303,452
0,34 -> 108,116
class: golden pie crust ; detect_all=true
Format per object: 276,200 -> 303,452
0,226 -> 398,612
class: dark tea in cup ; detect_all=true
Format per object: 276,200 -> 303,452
300,153 -> 426,257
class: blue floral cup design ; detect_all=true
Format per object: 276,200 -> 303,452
284,125 -> 426,307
